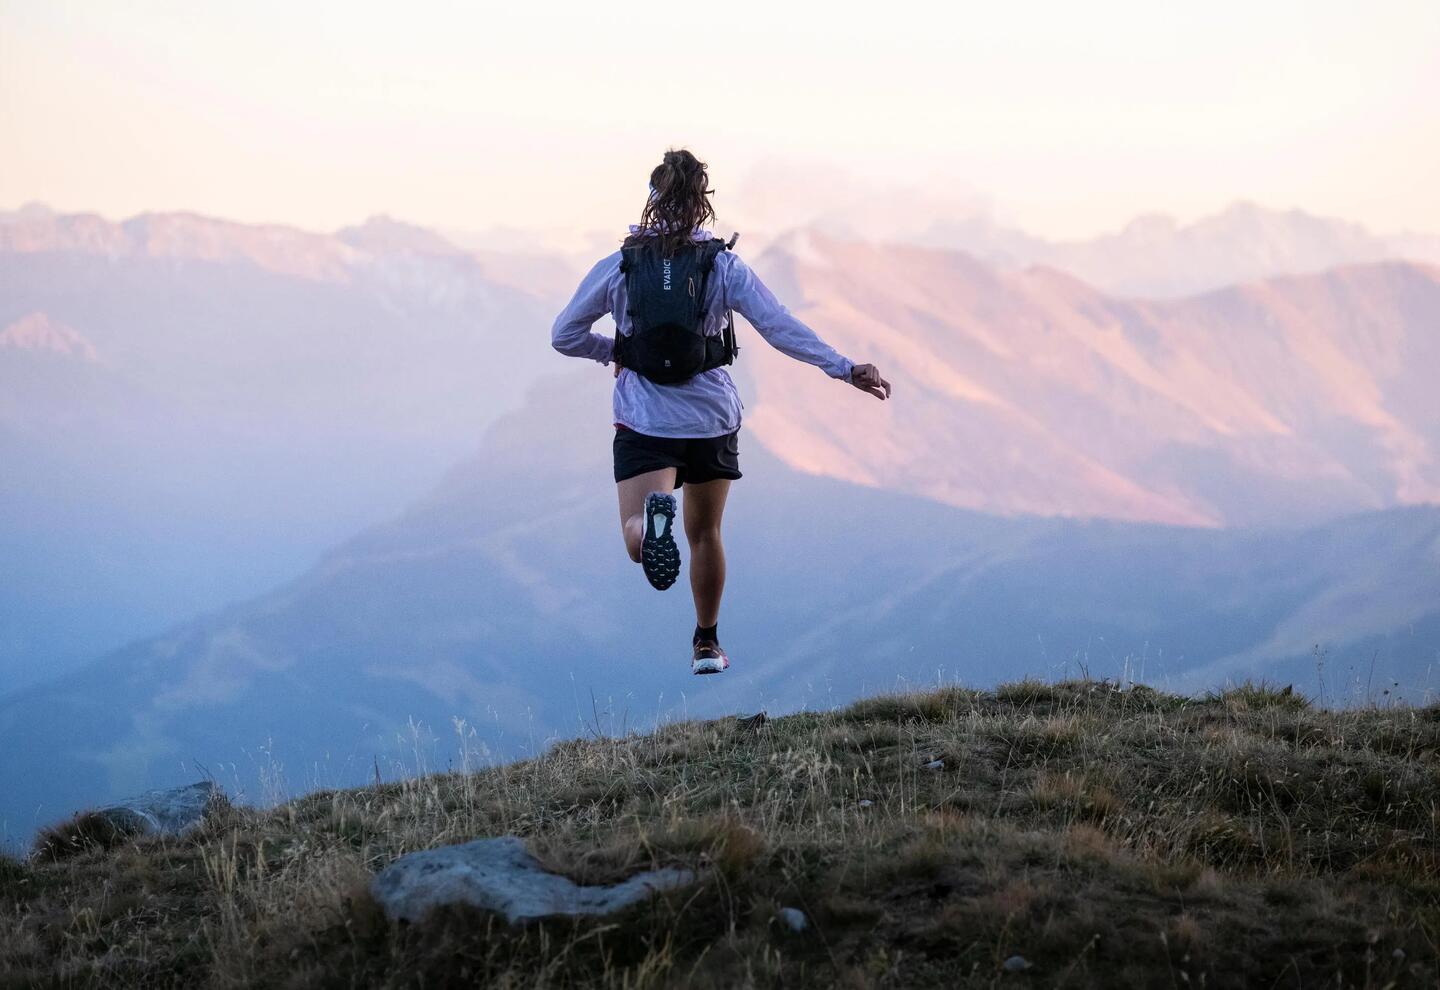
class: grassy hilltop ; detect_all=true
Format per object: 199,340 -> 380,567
2,680 -> 1438,988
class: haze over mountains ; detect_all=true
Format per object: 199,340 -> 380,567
726,169 -> 1440,297
850,202 -> 1440,299
749,234 -> 1440,526
3,371 -> 1436,845
3,198 -> 1439,844
0,205 -> 561,686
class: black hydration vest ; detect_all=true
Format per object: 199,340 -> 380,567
614,236 -> 739,385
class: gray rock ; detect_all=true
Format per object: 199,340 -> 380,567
857,799 -> 874,808
1002,954 -> 1033,972
777,906 -> 809,932
371,836 -> 697,924
922,759 -> 945,771
735,712 -> 769,733
97,781 -> 225,837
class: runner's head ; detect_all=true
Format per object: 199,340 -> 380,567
630,148 -> 715,255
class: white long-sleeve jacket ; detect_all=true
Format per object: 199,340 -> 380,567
551,229 -> 854,438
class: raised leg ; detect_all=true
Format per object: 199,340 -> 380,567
616,468 -> 677,563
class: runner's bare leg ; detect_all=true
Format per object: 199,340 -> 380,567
682,478 -> 730,627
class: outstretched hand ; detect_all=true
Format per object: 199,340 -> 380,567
849,363 -> 892,400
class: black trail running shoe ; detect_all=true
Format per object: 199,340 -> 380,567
692,639 -> 730,675
641,492 -> 681,591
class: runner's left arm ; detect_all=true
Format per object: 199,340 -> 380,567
722,254 -> 854,381
551,253 -> 618,366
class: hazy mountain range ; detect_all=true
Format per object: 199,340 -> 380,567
724,167 -> 1440,297
3,370 -> 1436,845
0,205 -> 562,686
748,232 -> 1440,527
882,202 -> 1440,299
4,198 -> 1440,845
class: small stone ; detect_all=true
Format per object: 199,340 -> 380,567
858,799 -> 874,808
922,759 -> 945,771
1002,955 -> 1032,972
1392,948 -> 1406,961
777,906 -> 808,932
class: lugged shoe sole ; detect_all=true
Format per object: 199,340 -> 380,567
641,492 -> 681,591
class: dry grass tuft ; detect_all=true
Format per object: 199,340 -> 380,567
31,810 -> 146,862
994,676 -> 1061,705
3,678 -> 1439,988
1207,679 -> 1310,712
0,854 -> 25,890
841,686 -> 979,723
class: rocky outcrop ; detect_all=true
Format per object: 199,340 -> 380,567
94,781 -> 225,836
371,836 -> 696,925
33,781 -> 226,860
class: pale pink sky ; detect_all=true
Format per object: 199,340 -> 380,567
3,0 -> 1438,239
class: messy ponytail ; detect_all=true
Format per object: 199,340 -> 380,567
626,148 -> 716,256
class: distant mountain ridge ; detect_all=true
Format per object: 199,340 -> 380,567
743,233 -> 1440,527
0,205 -> 566,687
459,198 -> 1440,299
720,172 -> 1440,296
12,196 -> 1440,300
4,201 -> 1438,699
916,200 -> 1440,297
3,371 -> 1435,847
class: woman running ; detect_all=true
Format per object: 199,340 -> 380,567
551,149 -> 891,675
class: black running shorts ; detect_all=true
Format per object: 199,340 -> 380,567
613,426 -> 742,487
